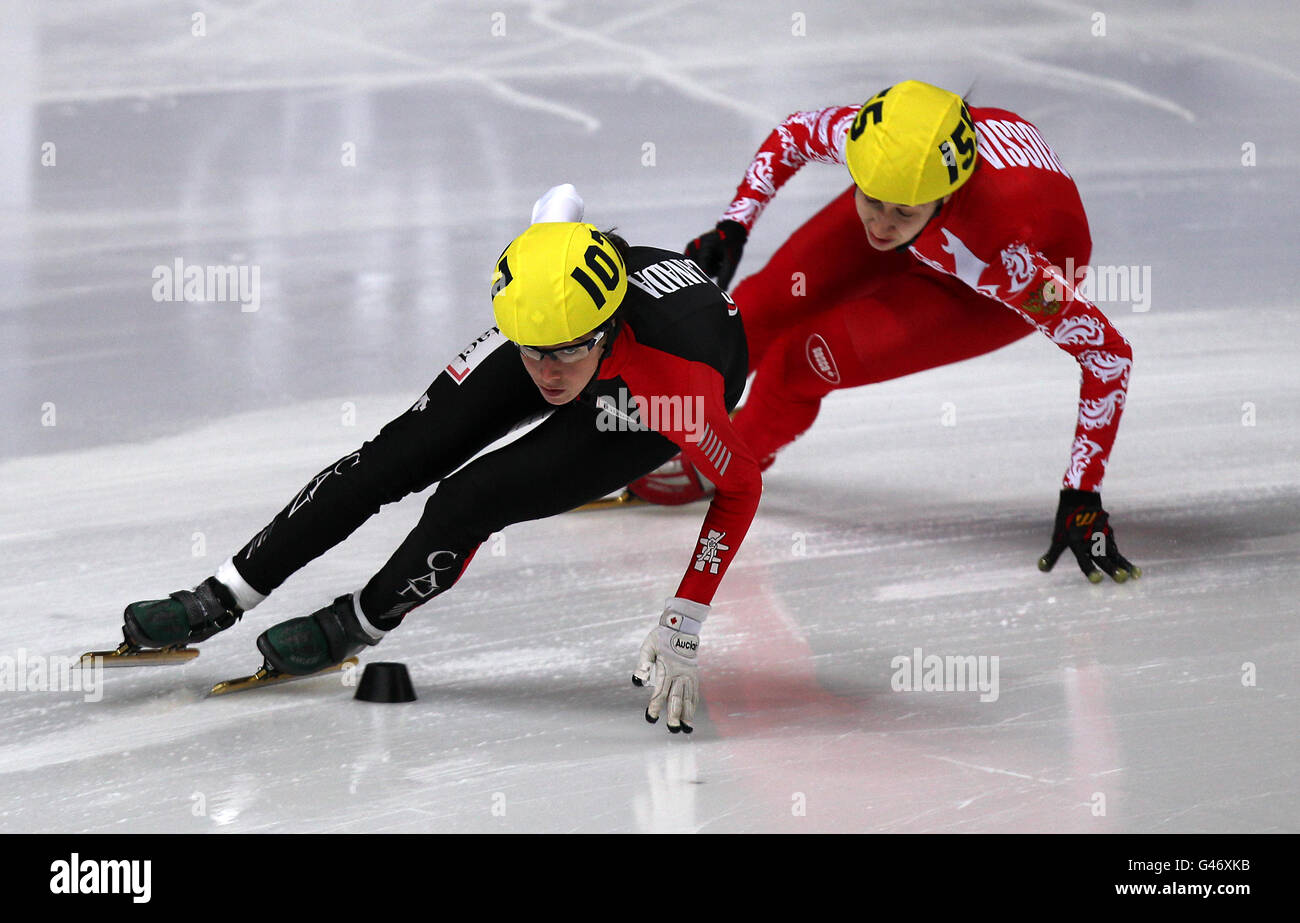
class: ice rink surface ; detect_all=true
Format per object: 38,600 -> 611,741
1,1 -> 1297,834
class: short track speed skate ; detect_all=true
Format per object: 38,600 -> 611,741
81,577 -> 243,669
211,594 -> 378,696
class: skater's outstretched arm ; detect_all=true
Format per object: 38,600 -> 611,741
685,105 -> 860,288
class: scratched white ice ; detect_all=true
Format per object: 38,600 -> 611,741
0,1 -> 1297,833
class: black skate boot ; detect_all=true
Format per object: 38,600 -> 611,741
122,577 -> 244,649
256,595 -> 381,676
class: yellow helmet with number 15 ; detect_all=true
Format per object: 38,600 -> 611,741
490,222 -> 627,347
843,80 -> 978,206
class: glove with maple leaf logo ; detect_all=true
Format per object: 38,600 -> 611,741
633,597 -> 709,733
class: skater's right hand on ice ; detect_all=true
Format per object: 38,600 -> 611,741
1038,489 -> 1141,583
633,598 -> 709,733
684,220 -> 747,290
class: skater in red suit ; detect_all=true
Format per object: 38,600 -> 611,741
632,80 -> 1140,583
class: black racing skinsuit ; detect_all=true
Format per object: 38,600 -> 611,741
230,246 -> 750,629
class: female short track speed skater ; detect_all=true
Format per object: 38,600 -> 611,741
111,188 -> 760,732
632,80 -> 1140,584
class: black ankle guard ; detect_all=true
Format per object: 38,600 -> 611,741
171,578 -> 242,641
314,595 -> 381,663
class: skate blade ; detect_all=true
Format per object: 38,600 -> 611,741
572,490 -> 647,512
79,641 -> 199,668
208,657 -> 359,697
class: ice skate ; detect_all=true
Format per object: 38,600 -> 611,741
81,577 -> 244,668
626,454 -> 714,506
210,595 -> 378,695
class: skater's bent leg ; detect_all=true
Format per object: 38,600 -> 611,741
358,403 -> 680,628
223,329 -> 548,607
731,312 -> 848,465
732,270 -> 1037,464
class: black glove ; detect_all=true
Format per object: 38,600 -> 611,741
1038,489 -> 1141,583
684,220 -> 748,290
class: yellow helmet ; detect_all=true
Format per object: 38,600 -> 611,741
490,222 -> 628,346
843,80 -> 978,206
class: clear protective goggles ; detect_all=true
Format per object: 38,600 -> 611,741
517,329 -> 606,364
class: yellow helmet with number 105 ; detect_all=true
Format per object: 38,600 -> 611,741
490,222 -> 627,347
843,80 -> 978,207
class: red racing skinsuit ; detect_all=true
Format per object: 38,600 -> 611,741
720,104 -> 1132,492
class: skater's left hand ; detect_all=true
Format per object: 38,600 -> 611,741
1038,489 -> 1141,583
633,599 -> 708,733
684,221 -> 747,290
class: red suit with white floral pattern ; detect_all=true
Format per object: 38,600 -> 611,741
720,105 -> 1131,491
